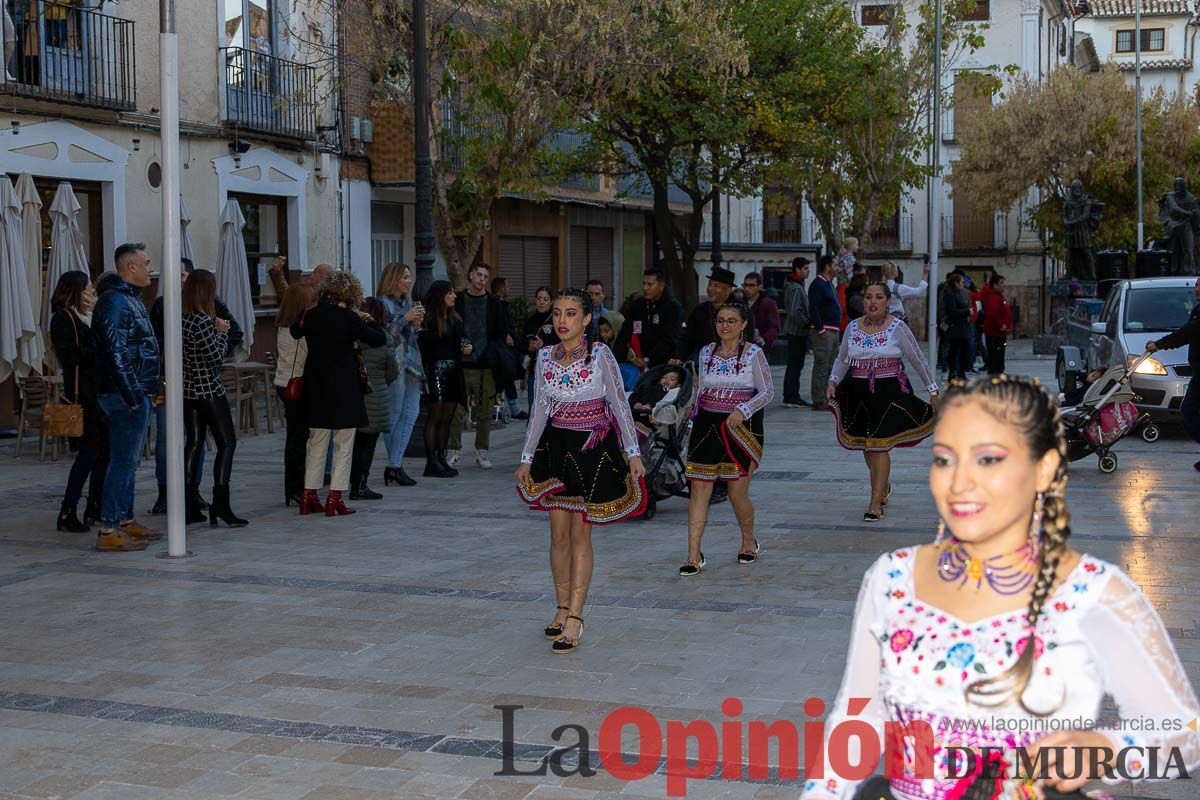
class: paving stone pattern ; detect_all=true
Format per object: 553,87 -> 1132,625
0,342 -> 1195,799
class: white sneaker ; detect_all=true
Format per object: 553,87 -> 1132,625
445,449 -> 461,467
475,449 -> 493,469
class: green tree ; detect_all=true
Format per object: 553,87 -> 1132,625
766,0 -> 995,255
949,65 -> 1200,255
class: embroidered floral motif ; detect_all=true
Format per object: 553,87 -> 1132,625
890,629 -> 915,652
945,642 -> 976,668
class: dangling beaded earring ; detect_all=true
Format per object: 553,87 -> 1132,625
934,518 -> 946,546
1029,491 -> 1045,549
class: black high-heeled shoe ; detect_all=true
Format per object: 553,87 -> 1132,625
384,466 -> 417,486
56,503 -> 89,533
551,615 -> 585,654
285,491 -> 303,507
544,605 -> 569,639
209,485 -> 249,528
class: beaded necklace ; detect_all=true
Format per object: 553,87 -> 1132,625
551,340 -> 588,365
937,539 -> 1040,595
706,338 -> 745,374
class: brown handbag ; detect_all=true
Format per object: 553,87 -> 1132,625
45,313 -> 86,438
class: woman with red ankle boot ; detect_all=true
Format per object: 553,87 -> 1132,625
291,271 -> 387,517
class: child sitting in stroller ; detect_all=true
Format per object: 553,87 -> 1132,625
630,366 -> 685,433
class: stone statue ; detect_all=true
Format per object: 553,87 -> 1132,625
1158,176 -> 1200,275
1062,179 -> 1104,281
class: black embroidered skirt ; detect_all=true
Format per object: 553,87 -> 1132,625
516,424 -> 646,525
426,359 -> 462,404
831,376 -> 933,452
684,409 -> 764,481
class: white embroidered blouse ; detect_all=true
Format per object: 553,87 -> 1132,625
829,318 -> 939,396
800,547 -> 1200,800
520,343 -> 640,464
696,342 -> 775,417
887,277 -> 928,317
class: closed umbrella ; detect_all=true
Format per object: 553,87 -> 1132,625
0,176 -> 42,384
216,198 -> 254,361
15,174 -> 42,319
43,182 -> 90,334
159,194 -> 197,298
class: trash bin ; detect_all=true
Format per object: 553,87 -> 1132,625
1095,249 -> 1128,281
1136,249 -> 1170,278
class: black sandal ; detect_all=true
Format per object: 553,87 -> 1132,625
863,509 -> 884,522
678,553 -> 706,576
551,615 -> 585,653
544,605 -> 569,639
737,539 -> 760,564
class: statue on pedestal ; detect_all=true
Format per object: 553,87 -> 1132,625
1158,176 -> 1200,275
1062,179 -> 1104,281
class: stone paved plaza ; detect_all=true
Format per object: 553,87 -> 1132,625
1,343 -> 1198,800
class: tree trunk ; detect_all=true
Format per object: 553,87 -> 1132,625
652,179 -> 695,306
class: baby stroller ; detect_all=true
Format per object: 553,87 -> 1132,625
630,363 -> 698,519
1060,351 -> 1158,474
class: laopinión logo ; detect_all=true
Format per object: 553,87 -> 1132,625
494,699 -> 1194,797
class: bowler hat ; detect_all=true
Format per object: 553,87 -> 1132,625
707,266 -> 737,286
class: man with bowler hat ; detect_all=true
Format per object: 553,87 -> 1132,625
677,266 -> 756,363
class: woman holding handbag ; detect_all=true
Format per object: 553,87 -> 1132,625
274,282 -> 316,506
49,271 -> 108,533
292,271 -> 387,516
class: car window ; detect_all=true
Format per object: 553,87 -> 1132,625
1123,287 -> 1195,333
1099,292 -> 1118,324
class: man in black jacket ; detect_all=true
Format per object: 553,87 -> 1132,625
1147,280 -> 1200,467
808,255 -> 842,411
147,258 -> 243,514
614,269 -> 684,372
448,263 -> 509,469
676,266 -> 756,362
91,243 -> 163,551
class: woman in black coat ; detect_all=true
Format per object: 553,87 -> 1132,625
49,270 -> 107,532
941,273 -> 973,381
291,271 -> 387,517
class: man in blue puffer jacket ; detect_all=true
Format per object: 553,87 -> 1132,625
90,243 -> 163,551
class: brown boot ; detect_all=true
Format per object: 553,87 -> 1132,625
95,530 -> 150,552
120,520 -> 163,541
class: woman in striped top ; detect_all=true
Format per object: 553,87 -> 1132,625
182,270 -> 247,528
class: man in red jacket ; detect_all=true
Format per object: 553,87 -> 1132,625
979,273 -> 1013,375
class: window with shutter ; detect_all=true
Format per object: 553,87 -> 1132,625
499,235 -> 556,300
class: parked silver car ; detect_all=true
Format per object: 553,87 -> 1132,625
1063,277 -> 1196,420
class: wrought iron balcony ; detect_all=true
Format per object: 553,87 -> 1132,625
942,213 -> 1007,251
222,47 -> 316,140
863,214 -> 913,252
1,1 -> 135,111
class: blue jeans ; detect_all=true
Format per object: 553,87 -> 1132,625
97,393 -> 152,528
155,402 -> 203,486
384,374 -> 422,467
1182,376 -> 1200,446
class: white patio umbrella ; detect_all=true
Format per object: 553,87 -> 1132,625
216,198 -> 254,361
159,194 -> 197,298
43,182 -> 90,335
0,176 -> 43,384
15,174 -> 43,319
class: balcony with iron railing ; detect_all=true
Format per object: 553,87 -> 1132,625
862,214 -> 913,252
942,213 -> 1007,251
1,1 -> 135,111
222,47 -> 316,140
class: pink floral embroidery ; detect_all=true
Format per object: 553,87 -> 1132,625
890,629 -> 914,652
1015,635 -> 1045,660
892,590 -> 906,599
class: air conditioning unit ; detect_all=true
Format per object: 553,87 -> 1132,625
361,120 -> 374,143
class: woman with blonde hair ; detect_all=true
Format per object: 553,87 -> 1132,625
291,271 -> 387,516
275,281 -> 317,506
803,375 -> 1200,800
880,260 -> 929,323
376,262 -> 425,487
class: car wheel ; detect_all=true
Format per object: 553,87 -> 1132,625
1055,356 -> 1066,392
1141,425 -> 1161,443
1098,453 -> 1118,474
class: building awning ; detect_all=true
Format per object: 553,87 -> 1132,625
1087,0 -> 1193,16
1115,57 -> 1193,71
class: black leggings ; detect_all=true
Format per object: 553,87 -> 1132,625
277,387 -> 309,497
423,400 -> 458,455
64,407 -> 108,508
184,396 -> 237,487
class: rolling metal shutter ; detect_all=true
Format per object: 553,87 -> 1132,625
568,226 -> 614,291
499,235 -> 555,299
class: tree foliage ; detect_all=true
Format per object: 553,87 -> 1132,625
949,65 -> 1200,255
765,0 -> 996,255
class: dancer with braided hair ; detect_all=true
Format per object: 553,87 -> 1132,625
515,289 -> 646,654
827,282 -> 938,521
679,301 -> 773,576
802,375 -> 1200,800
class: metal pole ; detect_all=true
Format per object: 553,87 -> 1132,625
157,0 -> 190,558
1135,0 -> 1145,251
927,0 -> 943,368
412,0 -> 435,298
711,157 -> 722,268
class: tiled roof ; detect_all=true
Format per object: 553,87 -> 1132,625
1114,57 -> 1193,69
1088,0 -> 1194,15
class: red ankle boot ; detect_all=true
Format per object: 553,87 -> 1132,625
324,490 -> 355,517
298,489 -> 323,516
